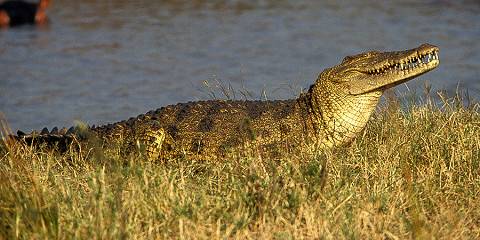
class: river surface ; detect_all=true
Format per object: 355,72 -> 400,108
1,0 -> 479,131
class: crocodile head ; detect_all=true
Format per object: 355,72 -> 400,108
310,43 -> 440,148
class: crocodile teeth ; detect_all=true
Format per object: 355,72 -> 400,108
366,49 -> 438,75
423,54 -> 430,63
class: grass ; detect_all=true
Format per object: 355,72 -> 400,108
0,95 -> 479,239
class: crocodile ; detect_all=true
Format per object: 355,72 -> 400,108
1,43 -> 440,161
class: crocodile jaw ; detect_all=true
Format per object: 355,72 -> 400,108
340,43 -> 440,95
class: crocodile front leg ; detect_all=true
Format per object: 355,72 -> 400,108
132,121 -> 174,161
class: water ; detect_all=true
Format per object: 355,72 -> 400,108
1,0 -> 479,132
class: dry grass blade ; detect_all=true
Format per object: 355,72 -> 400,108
0,112 -> 16,151
0,96 -> 478,239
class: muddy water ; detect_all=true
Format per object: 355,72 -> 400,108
1,0 -> 479,131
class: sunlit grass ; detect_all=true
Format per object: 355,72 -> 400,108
0,95 -> 479,239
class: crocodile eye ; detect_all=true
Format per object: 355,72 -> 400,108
342,55 -> 356,63
342,50 -> 382,64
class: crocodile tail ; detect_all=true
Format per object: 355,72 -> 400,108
0,112 -> 81,153
15,127 -> 79,152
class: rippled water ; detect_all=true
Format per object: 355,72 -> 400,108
1,0 -> 479,131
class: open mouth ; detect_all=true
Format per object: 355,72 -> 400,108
345,44 -> 440,95
364,49 -> 439,75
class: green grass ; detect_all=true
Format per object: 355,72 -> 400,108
0,97 -> 479,239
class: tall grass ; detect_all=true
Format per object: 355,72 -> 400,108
0,95 -> 479,239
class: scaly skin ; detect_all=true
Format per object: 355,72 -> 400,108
3,43 -> 440,161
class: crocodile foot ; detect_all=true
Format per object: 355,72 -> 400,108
138,127 -> 165,161
134,121 -> 174,161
